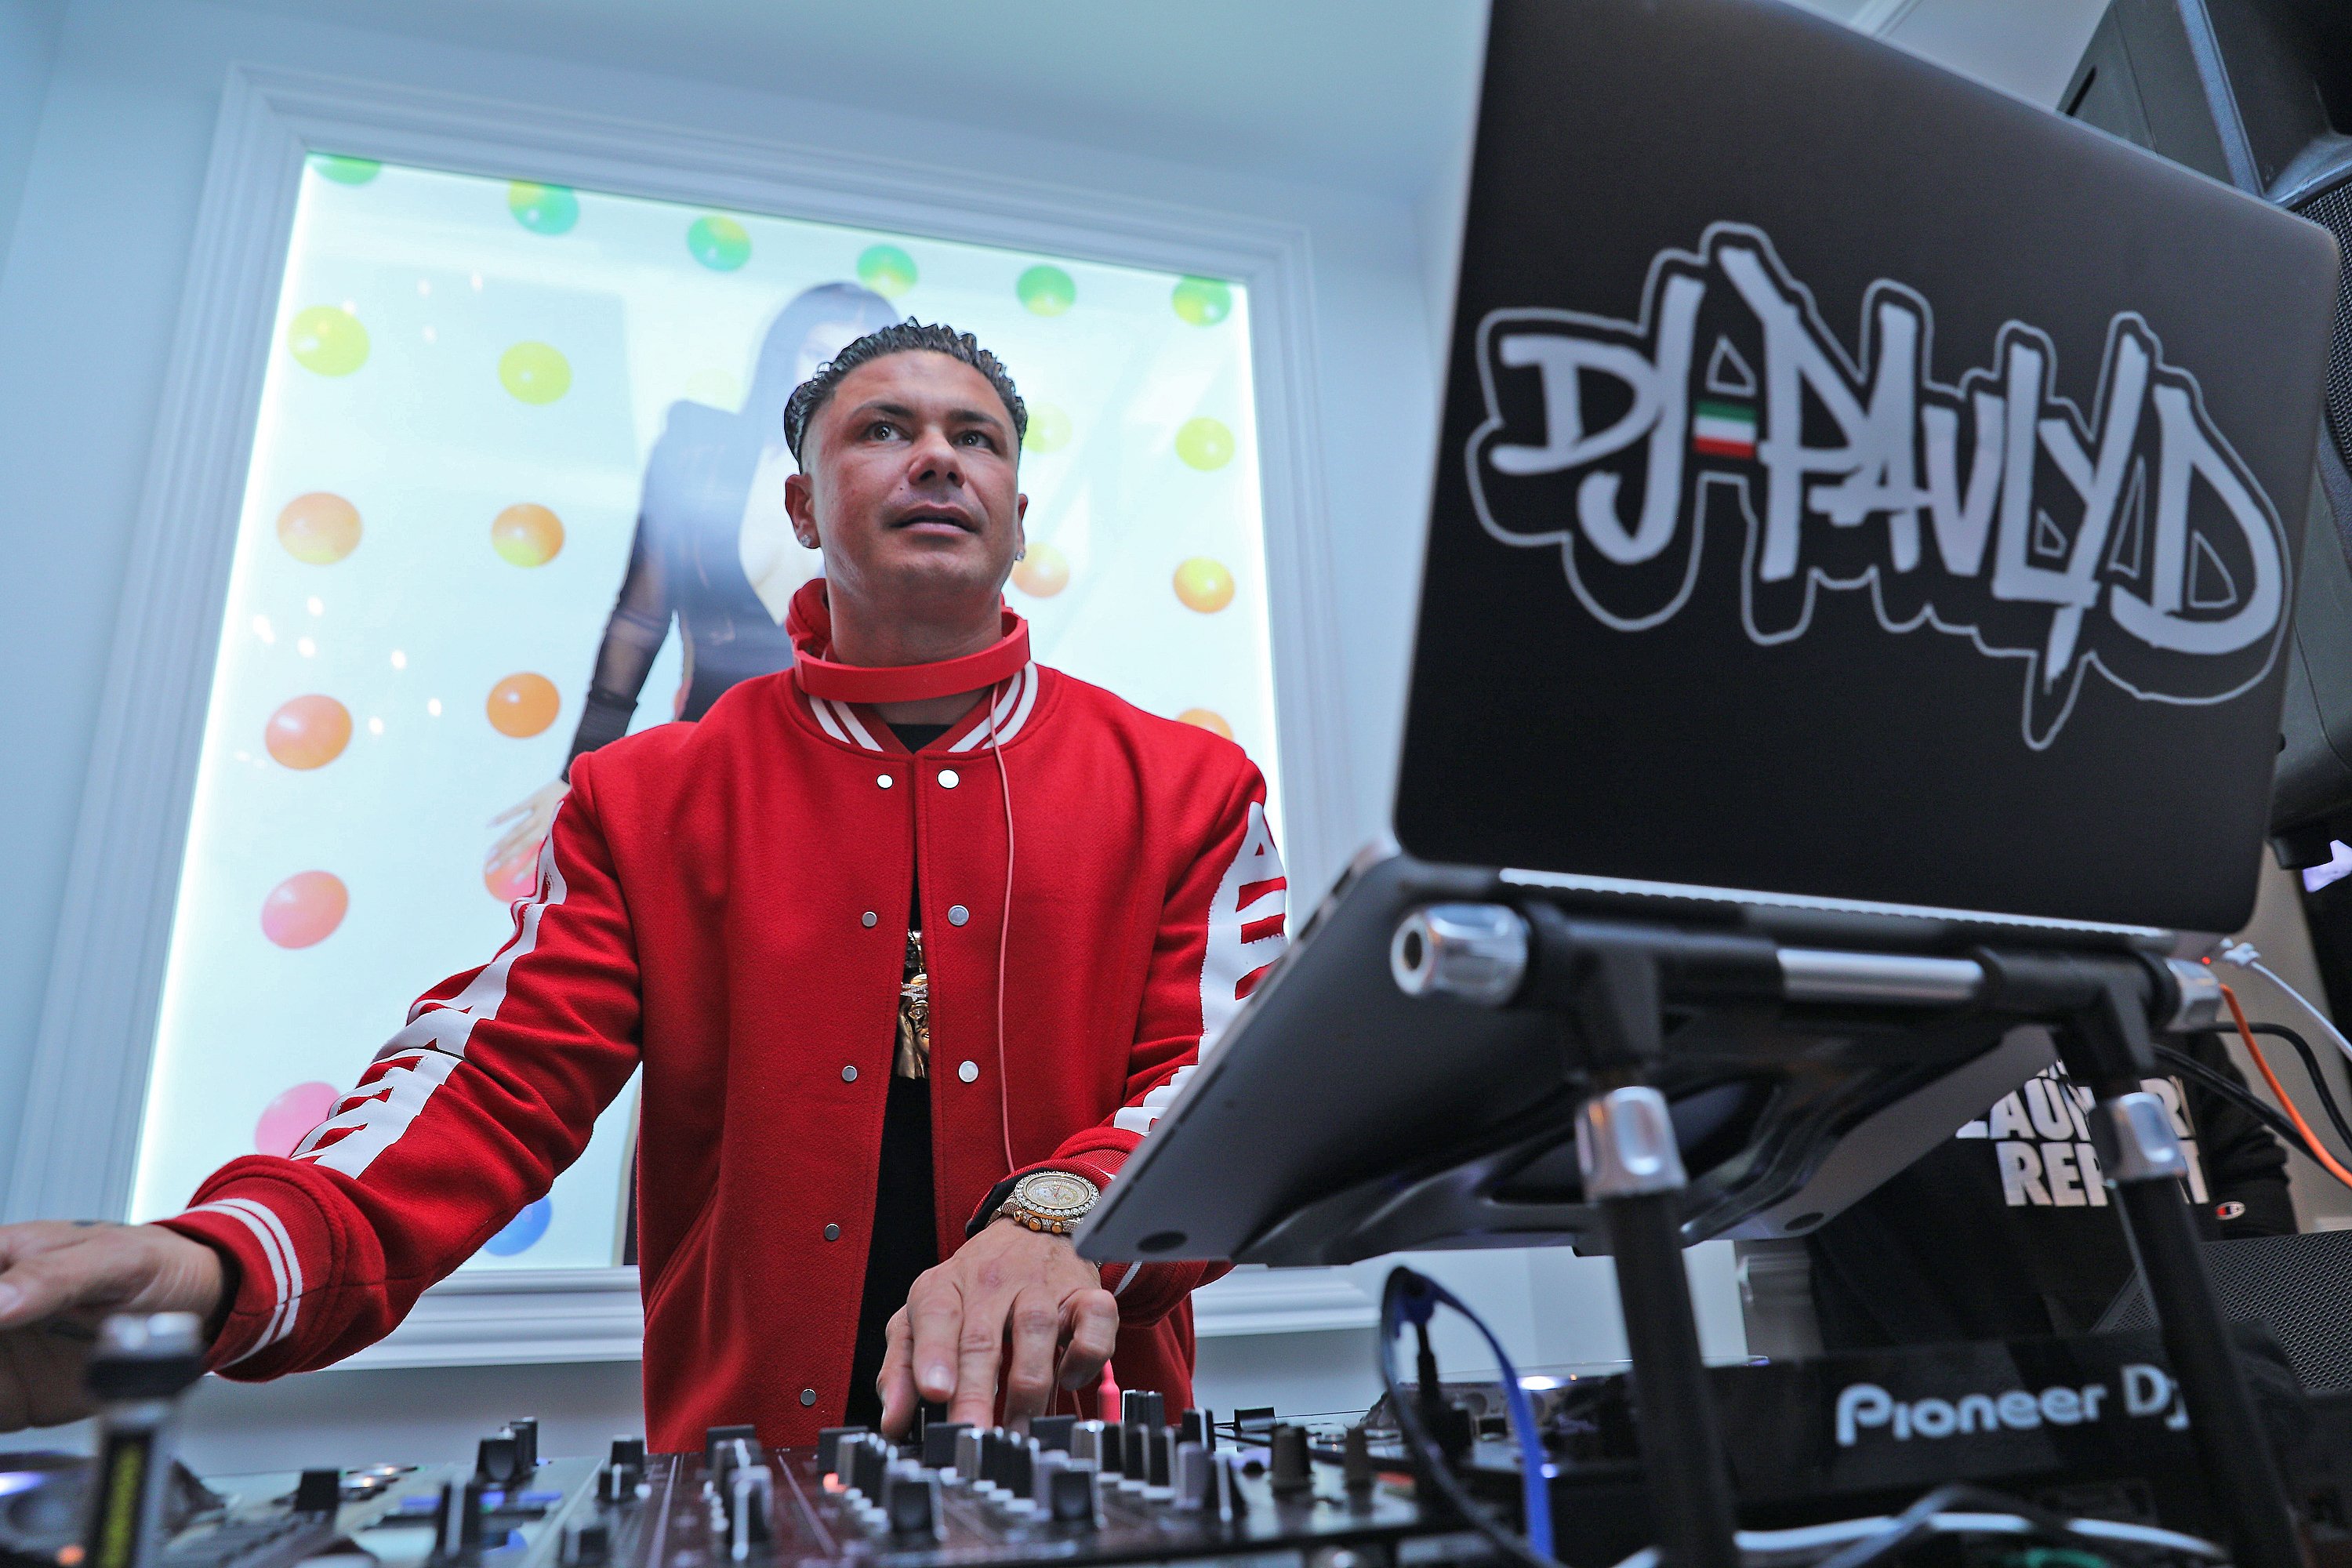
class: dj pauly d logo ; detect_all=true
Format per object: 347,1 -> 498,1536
1467,223 -> 2290,747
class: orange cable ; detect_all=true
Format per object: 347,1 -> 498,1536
2218,981 -> 2352,1192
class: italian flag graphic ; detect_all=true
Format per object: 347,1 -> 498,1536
1692,400 -> 1757,458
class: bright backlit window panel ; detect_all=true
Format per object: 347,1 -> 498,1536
129,155 -> 1276,1269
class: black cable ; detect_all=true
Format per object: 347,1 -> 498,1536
2152,1044 -> 2329,1171
1377,1274 -> 1558,1568
2244,1022 -> 2352,1158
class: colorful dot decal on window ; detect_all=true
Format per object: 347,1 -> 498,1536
1023,403 -> 1071,455
1018,265 -> 1076,316
1175,417 -> 1234,471
1171,277 -> 1232,326
311,155 -> 381,186
491,503 -> 564,567
507,181 -> 579,235
266,695 -> 353,769
688,215 -> 751,272
1174,557 -> 1235,614
499,342 -> 572,404
858,245 -> 917,298
255,1081 -> 341,1156
276,492 -> 361,564
287,307 -> 368,376
483,1196 -> 553,1256
1012,543 -> 1070,598
485,845 -> 542,902
487,673 -> 561,737
262,871 -> 349,949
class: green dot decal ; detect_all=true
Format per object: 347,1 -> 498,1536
688,215 -> 752,272
286,306 -> 369,376
858,245 -> 917,299
311,155 -> 381,186
507,182 -> 579,235
499,342 -> 572,405
1017,265 -> 1076,317
1024,403 -> 1072,454
1171,277 -> 1233,327
1175,416 -> 1234,471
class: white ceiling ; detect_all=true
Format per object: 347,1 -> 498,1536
200,0 -> 2111,207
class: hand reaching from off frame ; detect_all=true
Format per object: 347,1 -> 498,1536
486,779 -> 569,874
0,1222 -> 225,1431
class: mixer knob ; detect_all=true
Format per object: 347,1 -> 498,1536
1047,1465 -> 1098,1529
609,1436 -> 647,1470
1139,1392 -> 1165,1429
1171,1443 -> 1207,1510
1343,1425 -> 1376,1500
1210,1454 -> 1249,1523
921,1421 -> 969,1471
703,1424 -> 758,1472
1269,1425 -> 1312,1497
1146,1427 -> 1173,1490
509,1418 -> 539,1472
293,1469 -> 343,1514
477,1432 -> 521,1486
1069,1419 -> 1107,1468
884,1472 -> 938,1540
816,1426 -> 863,1479
953,1427 -> 982,1483
1120,1423 -> 1148,1484
1029,1414 -> 1076,1453
561,1519 -> 611,1568
728,1464 -> 772,1561
857,1436 -> 891,1499
1179,1408 -> 1209,1447
1005,1438 -> 1035,1500
431,1479 -> 485,1562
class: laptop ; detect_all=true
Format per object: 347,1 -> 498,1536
1078,0 -> 2341,1269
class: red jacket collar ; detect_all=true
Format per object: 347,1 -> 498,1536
786,579 -> 1030,706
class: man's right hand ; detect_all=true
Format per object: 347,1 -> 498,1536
0,1222 -> 226,1432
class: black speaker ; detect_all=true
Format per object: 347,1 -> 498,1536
2065,2 -> 2352,862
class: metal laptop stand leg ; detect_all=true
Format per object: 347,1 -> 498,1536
1980,955 -> 2310,1568
1580,1087 -> 1740,1568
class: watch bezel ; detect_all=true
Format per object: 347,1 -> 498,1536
1010,1170 -> 1100,1219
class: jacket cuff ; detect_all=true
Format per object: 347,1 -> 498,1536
156,1177 -> 328,1376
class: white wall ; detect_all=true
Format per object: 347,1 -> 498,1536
0,0 -> 66,269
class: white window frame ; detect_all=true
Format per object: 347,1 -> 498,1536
5,63 -> 1365,1361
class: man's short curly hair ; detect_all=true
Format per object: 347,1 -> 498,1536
782,321 -> 1027,463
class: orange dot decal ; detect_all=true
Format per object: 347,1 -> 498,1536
261,871 -> 348,949
492,503 -> 564,567
1173,557 -> 1235,614
265,694 -> 352,769
254,1081 -> 340,1156
1011,542 -> 1069,598
276,492 -> 361,564
485,845 -> 542,902
1178,708 -> 1233,740
487,673 -> 561,737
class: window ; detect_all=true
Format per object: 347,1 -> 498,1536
127,154 -> 1280,1270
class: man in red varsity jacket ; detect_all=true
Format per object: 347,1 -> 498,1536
0,324 -> 1287,1450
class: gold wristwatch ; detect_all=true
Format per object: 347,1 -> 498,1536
993,1171 -> 1101,1236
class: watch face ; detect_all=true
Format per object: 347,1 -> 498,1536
1018,1171 -> 1098,1216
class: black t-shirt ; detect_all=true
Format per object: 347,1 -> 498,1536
1808,1032 -> 2293,1347
844,723 -> 951,1428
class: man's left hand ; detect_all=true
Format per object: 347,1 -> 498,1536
876,1220 -> 1119,1438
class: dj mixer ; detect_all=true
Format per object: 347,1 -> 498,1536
2,1396 -> 1477,1568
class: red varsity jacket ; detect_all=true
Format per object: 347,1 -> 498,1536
160,652 -> 1287,1451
